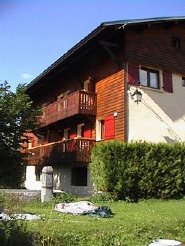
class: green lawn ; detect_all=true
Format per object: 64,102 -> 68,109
13,198 -> 185,246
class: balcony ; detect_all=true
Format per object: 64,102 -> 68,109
25,138 -> 96,166
40,91 -> 97,126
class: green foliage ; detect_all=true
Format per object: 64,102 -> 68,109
1,194 -> 185,245
51,192 -> 77,204
0,220 -> 33,246
0,192 -> 5,212
1,192 -> 27,214
90,192 -> 118,203
90,141 -> 185,200
12,199 -> 185,245
0,81 -> 41,188
0,192 -> 35,246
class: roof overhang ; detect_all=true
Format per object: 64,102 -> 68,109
27,16 -> 185,92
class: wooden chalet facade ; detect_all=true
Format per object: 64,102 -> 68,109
24,17 -> 185,195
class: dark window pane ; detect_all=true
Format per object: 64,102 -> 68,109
71,167 -> 87,186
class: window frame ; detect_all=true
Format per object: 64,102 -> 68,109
140,66 -> 160,89
96,119 -> 104,141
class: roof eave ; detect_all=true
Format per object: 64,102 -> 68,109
27,23 -> 108,90
27,16 -> 185,90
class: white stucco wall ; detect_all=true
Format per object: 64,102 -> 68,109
54,166 -> 93,196
24,166 -> 41,190
128,73 -> 185,143
25,165 -> 93,196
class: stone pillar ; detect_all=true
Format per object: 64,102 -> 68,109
41,166 -> 53,202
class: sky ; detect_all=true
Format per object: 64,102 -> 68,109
1,0 -> 185,91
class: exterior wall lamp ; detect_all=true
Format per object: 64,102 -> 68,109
132,89 -> 142,104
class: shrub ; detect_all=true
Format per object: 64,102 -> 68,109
51,192 -> 77,204
90,141 -> 185,200
90,191 -> 118,203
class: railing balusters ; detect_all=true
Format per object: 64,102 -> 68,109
25,138 -> 96,165
40,91 -> 96,126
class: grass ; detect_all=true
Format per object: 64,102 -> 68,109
1,194 -> 185,246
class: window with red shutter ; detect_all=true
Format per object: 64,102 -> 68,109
163,71 -> 173,93
128,62 -> 140,85
104,115 -> 115,140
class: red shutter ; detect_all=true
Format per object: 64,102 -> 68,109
128,62 -> 140,85
70,130 -> 76,139
163,71 -> 173,93
84,126 -> 92,138
104,115 -> 115,140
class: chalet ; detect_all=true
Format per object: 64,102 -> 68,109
24,17 -> 185,195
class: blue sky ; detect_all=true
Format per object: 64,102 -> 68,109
1,0 -> 185,91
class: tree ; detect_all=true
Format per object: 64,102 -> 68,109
0,81 -> 41,188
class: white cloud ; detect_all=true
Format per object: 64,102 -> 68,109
21,73 -> 33,80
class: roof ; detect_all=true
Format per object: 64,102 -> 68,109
27,16 -> 185,90
102,16 -> 185,26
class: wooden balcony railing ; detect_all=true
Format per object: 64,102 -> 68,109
40,91 -> 97,126
25,138 -> 96,166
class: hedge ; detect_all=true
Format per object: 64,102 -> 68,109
90,141 -> 185,200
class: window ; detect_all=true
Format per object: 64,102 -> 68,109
96,116 -> 115,141
182,77 -> 185,87
83,77 -> 95,93
172,37 -> 181,49
84,80 -> 90,92
35,166 -> 41,181
77,123 -> 84,138
140,67 -> 160,89
101,120 -> 105,139
96,119 -> 104,141
64,128 -> 70,139
71,167 -> 87,186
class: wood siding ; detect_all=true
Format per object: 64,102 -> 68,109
96,67 -> 125,141
28,21 -> 185,148
124,23 -> 185,74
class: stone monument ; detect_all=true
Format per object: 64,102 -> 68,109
41,166 -> 53,202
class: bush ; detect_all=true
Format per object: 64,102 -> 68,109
90,191 -> 118,203
90,141 -> 185,201
51,192 -> 77,204
0,192 -> 5,211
